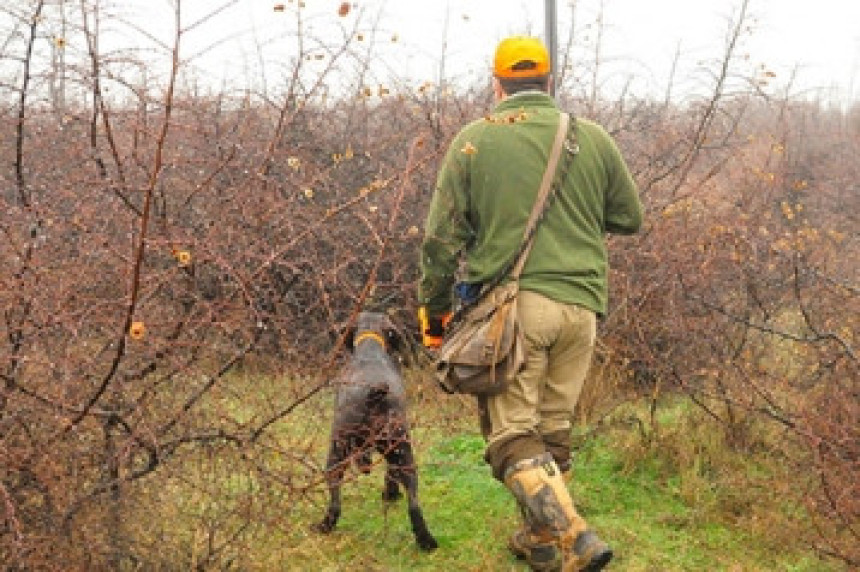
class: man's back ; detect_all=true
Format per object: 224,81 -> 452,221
421,91 -> 642,316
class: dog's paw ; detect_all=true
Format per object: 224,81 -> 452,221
313,519 -> 336,534
381,486 -> 402,502
417,533 -> 438,552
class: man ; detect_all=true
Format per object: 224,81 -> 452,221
418,36 -> 642,571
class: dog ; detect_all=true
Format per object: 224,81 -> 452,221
315,311 -> 438,551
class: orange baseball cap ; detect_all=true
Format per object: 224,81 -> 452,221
493,36 -> 550,79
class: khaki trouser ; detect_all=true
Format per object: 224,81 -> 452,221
481,290 -> 597,479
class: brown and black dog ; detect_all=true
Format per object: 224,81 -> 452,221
315,311 -> 437,551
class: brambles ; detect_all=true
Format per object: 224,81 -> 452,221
0,0 -> 855,569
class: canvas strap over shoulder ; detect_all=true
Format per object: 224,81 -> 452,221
510,111 -> 571,280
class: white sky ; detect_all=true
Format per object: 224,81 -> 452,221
120,0 -> 860,103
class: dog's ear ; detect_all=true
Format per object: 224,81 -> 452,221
344,326 -> 356,353
384,323 -> 419,368
383,327 -> 402,353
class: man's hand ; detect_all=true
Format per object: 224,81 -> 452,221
418,307 -> 452,349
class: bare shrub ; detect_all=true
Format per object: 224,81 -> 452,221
0,0 -> 855,568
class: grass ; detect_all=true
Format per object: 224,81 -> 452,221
262,430 -> 840,571
124,373 -> 848,571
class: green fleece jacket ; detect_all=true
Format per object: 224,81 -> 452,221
419,91 -> 643,316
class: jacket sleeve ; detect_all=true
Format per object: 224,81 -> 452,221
418,134 -> 474,316
603,134 -> 643,235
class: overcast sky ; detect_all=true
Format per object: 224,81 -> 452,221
122,0 -> 860,103
378,0 -> 857,96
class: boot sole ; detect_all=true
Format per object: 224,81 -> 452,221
508,533 -> 561,571
581,548 -> 613,572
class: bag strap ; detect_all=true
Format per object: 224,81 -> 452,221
449,112 -> 575,324
510,112 -> 571,279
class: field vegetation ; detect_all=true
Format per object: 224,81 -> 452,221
1,0 -> 856,569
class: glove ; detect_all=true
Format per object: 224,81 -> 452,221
418,307 -> 452,349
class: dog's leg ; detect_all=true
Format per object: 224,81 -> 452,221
355,446 -> 374,474
382,465 -> 402,501
382,428 -> 438,551
315,434 -> 349,534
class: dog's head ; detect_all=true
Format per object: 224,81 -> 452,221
343,311 -> 404,354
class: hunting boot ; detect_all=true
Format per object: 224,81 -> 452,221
543,428 -> 573,478
505,452 -> 613,572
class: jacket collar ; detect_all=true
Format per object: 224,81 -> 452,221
494,91 -> 556,113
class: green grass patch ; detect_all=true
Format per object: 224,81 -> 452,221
124,376 -> 845,570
